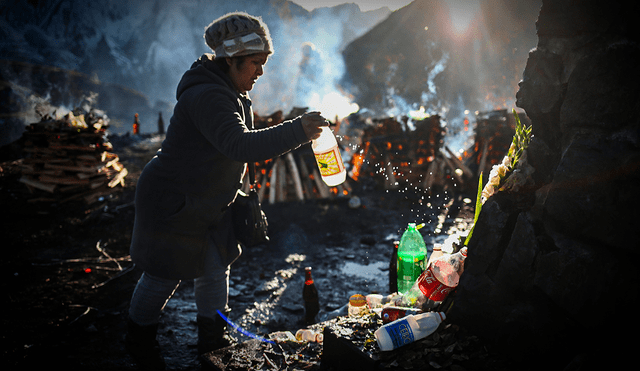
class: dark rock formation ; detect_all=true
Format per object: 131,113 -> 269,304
449,1 -> 640,369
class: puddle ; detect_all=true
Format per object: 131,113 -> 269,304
340,260 -> 388,281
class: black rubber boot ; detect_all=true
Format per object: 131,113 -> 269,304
125,318 -> 166,371
197,312 -> 235,355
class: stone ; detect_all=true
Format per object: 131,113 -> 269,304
493,212 -> 538,293
560,45 -> 640,135
543,132 -> 640,249
453,3 -> 640,368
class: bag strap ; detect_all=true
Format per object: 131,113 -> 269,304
248,162 -> 256,187
247,107 -> 257,188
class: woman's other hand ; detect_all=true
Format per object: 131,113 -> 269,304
300,111 -> 328,140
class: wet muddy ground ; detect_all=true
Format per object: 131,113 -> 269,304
2,134 -> 484,370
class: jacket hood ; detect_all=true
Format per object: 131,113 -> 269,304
175,53 -> 237,100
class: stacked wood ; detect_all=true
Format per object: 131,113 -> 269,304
250,108 -> 352,203
15,111 -> 128,204
348,115 -> 464,192
460,109 -> 531,182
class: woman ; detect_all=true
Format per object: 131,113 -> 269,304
125,12 -> 327,370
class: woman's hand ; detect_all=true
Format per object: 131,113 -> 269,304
300,111 -> 328,140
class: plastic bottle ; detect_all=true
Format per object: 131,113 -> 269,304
403,247 -> 467,310
295,329 -> 323,342
397,223 -> 428,294
365,294 -> 384,309
427,244 -> 443,266
303,267 -> 319,324
375,311 -> 446,351
269,331 -> 297,342
312,126 -> 346,186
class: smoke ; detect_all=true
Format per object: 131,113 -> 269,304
251,5 -> 371,120
0,76 -> 84,147
0,0 -> 539,148
342,0 -> 540,153
0,0 -> 390,140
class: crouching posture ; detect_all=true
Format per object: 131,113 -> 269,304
124,11 -> 327,370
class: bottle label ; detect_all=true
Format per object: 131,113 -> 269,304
397,250 -> 426,293
314,146 -> 344,177
383,318 -> 415,349
417,268 -> 454,302
382,307 -> 422,323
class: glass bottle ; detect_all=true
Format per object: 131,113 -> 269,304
389,240 -> 399,293
303,267 -> 319,324
133,113 -> 140,135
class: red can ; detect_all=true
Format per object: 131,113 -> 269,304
381,306 -> 422,324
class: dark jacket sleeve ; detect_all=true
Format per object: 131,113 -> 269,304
188,86 -> 309,163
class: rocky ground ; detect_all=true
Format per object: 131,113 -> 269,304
1,134 -> 515,370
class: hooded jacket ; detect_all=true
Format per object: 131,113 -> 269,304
130,54 -> 309,280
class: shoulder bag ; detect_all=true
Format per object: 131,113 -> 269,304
231,162 -> 269,247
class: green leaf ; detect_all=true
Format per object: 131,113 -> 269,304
464,172 -> 483,247
509,109 -> 532,171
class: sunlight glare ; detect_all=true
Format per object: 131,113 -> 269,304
310,91 -> 360,121
446,0 -> 480,37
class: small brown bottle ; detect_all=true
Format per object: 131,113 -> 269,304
389,241 -> 399,293
303,267 -> 319,325
133,113 -> 140,135
157,112 -> 165,134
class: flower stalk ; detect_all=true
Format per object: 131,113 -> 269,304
481,109 -> 532,204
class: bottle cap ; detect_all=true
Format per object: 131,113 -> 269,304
349,294 -> 366,307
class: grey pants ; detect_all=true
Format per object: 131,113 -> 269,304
128,246 -> 230,326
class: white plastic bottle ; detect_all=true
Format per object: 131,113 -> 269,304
312,126 -> 346,186
374,311 -> 446,351
295,329 -> 323,343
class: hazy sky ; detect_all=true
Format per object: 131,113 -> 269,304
290,0 -> 413,12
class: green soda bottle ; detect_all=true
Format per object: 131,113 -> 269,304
397,223 -> 428,294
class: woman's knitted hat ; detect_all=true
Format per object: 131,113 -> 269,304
204,12 -> 274,59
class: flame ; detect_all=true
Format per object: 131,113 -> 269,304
350,142 -> 369,181
351,153 -> 364,181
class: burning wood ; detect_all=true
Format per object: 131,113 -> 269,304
12,111 -> 128,205
348,115 -> 457,192
462,109 -> 531,182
